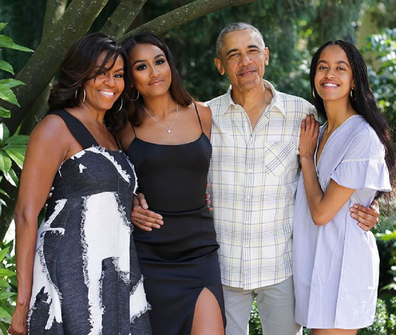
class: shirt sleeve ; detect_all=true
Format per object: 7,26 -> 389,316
330,126 -> 392,192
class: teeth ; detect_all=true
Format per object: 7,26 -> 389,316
323,83 -> 337,87
100,91 -> 115,97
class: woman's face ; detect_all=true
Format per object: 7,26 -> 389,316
314,45 -> 354,103
83,52 -> 125,112
129,43 -> 172,99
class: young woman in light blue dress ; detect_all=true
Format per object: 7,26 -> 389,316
293,40 -> 395,335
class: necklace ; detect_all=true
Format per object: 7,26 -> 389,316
143,104 -> 179,133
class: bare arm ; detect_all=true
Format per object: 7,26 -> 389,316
299,115 -> 356,225
9,117 -> 72,335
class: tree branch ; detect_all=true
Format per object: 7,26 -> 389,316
102,0 -> 147,40
124,0 -> 260,38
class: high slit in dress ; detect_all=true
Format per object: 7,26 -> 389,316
127,104 -> 225,335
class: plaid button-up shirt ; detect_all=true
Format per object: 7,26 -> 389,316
207,80 -> 316,289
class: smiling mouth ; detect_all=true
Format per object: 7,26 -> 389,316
149,80 -> 164,85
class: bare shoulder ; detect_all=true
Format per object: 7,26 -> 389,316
193,101 -> 212,137
30,114 -> 72,145
116,121 -> 135,152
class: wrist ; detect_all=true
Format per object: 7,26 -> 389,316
299,154 -> 314,161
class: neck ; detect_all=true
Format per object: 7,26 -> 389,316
77,104 -> 106,124
231,82 -> 272,113
324,99 -> 357,131
142,94 -> 175,117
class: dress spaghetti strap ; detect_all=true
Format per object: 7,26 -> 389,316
49,110 -> 100,149
193,102 -> 204,134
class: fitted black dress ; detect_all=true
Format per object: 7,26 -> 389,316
127,106 -> 225,335
28,110 -> 152,335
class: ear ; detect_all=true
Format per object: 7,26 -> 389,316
264,47 -> 270,66
214,57 -> 225,76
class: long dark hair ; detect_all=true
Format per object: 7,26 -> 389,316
48,32 -> 130,115
109,32 -> 194,132
310,40 -> 395,197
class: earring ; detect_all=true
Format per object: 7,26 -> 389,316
265,61 -> 269,66
350,89 -> 356,101
312,89 -> 316,98
131,90 -> 140,102
82,87 -> 86,103
74,87 -> 79,99
116,98 -> 123,113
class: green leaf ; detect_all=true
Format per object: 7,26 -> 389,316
0,198 -> 6,206
0,152 -> 12,173
0,188 -> 10,199
0,59 -> 14,75
0,306 -> 12,319
0,124 -> 10,142
0,269 -> 14,277
0,248 -> 9,263
0,23 -> 7,33
0,292 -> 15,301
0,87 -> 19,106
4,147 -> 25,168
0,78 -> 25,89
0,106 -> 11,118
0,35 -> 33,52
4,135 -> 29,145
0,278 -> 9,288
4,169 -> 17,187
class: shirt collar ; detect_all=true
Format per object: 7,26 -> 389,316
220,79 -> 287,117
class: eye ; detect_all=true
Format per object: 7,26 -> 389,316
136,64 -> 147,71
337,66 -> 346,71
248,49 -> 259,54
228,53 -> 238,59
318,65 -> 328,70
114,73 -> 124,78
155,58 -> 166,65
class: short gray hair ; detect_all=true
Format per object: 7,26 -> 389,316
215,22 -> 265,56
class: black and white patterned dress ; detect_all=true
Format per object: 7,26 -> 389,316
28,110 -> 152,335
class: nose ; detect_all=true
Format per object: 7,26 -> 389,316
149,66 -> 160,78
105,74 -> 115,86
324,67 -> 336,79
240,53 -> 251,66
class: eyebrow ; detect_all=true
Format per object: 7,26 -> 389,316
132,53 -> 165,66
318,60 -> 350,67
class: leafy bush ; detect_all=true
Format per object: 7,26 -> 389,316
0,240 -> 16,334
0,23 -> 31,215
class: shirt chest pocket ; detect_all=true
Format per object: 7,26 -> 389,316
264,141 -> 297,177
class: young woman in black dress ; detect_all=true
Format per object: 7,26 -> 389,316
109,33 -> 225,335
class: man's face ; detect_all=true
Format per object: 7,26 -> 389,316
215,29 -> 269,93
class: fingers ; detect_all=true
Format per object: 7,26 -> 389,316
350,203 -> 380,231
137,192 -> 149,210
131,205 -> 163,231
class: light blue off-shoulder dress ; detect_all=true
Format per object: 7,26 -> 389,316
293,115 -> 391,329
